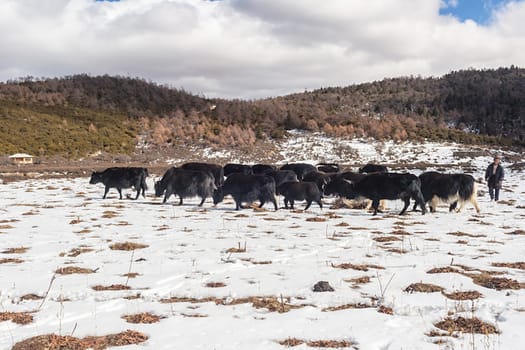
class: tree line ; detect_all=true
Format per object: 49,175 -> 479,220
0,67 -> 523,157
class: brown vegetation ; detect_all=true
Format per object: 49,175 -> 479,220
1,247 -> 29,254
467,273 -> 525,290
373,236 -> 401,242
59,247 -> 94,257
0,258 -> 24,264
55,266 -> 96,275
109,242 -> 149,251
160,295 -> 308,313
427,266 -> 461,274
278,338 -> 355,348
404,283 -> 444,293
434,317 -> 499,335
332,263 -> 385,271
11,330 -> 148,350
205,282 -> 226,288
442,290 -> 483,300
0,312 -> 33,325
322,303 -> 372,312
122,312 -> 162,324
492,262 -> 525,270
92,284 -> 131,291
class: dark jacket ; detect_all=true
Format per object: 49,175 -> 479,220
485,163 -> 504,188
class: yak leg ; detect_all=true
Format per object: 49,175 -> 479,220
399,197 -> 411,215
271,196 -> 278,211
117,188 -> 123,200
178,196 -> 183,205
198,196 -> 206,207
412,194 -> 426,215
371,199 -> 380,215
103,186 -> 110,199
162,191 -> 170,204
304,200 -> 312,210
317,199 -> 323,209
430,196 -> 440,213
284,198 -> 289,209
471,198 -> 481,214
234,196 -> 242,210
141,178 -> 147,198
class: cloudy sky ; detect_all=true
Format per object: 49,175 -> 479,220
1,0 -> 524,99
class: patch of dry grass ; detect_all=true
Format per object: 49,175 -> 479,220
278,338 -> 355,348
390,229 -> 411,235
344,276 -> 371,285
0,219 -> 19,223
335,222 -> 350,227
442,290 -> 483,300
92,284 -> 131,291
109,242 -> 149,251
160,296 -> 217,304
492,262 -> 525,270
467,273 -> 525,290
278,338 -> 305,347
75,228 -> 93,234
12,330 -> 148,350
121,272 -> 140,278
447,231 -> 486,238
332,263 -> 385,271
0,258 -> 24,264
160,295 -> 308,313
55,266 -> 96,275
378,305 -> 394,315
385,248 -> 408,254
505,229 -> 525,235
228,296 -> 307,313
404,283 -> 444,293
226,242 -> 246,253
427,266 -> 461,274
2,247 -> 29,254
101,210 -> 119,219
306,217 -> 327,222
205,282 -> 226,288
59,247 -> 94,257
306,340 -> 355,348
251,260 -> 272,265
373,236 -> 401,242
434,317 -> 499,334
0,312 -> 33,325
322,303 -> 372,312
181,313 -> 209,318
324,212 -> 342,219
20,294 -> 43,301
122,312 -> 162,324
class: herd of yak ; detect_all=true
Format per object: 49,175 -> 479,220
89,162 -> 481,216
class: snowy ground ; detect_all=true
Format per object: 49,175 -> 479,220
1,138 -> 525,350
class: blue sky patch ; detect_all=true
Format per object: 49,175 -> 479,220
439,0 -> 519,24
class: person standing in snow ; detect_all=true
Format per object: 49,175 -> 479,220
485,155 -> 504,201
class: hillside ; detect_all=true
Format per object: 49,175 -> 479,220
0,67 -> 524,158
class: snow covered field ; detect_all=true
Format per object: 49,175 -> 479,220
1,139 -> 525,350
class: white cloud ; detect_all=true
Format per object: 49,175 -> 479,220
0,0 -> 524,99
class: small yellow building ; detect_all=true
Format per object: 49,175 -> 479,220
9,153 -> 34,165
